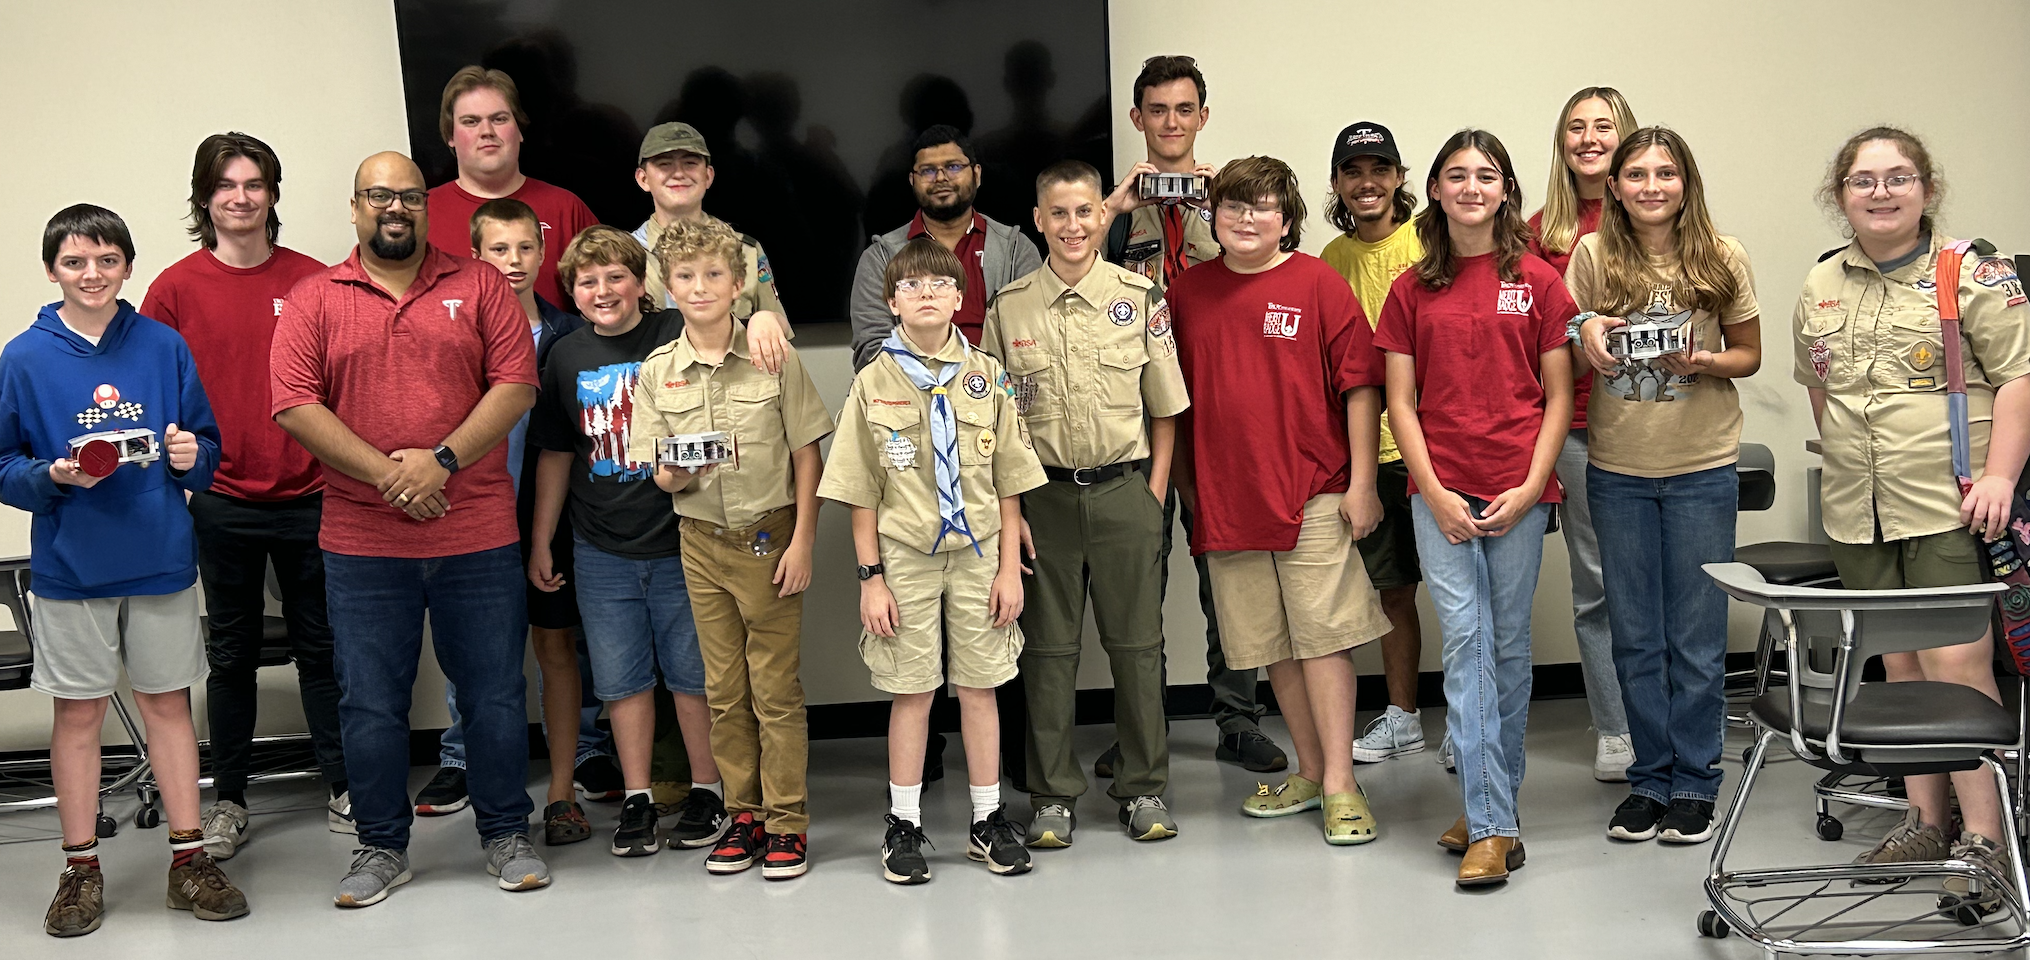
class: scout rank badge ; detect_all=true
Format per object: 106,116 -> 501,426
1108,298 -> 1137,326
1809,337 -> 1832,381
886,431 -> 916,470
976,428 -> 996,459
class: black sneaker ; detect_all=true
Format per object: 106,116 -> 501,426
665,788 -> 727,849
1607,795 -> 1669,842
1215,729 -> 1289,773
706,812 -> 763,874
414,766 -> 469,816
574,755 -> 624,803
1658,798 -> 1716,844
1093,743 -> 1121,779
610,794 -> 660,856
760,832 -> 809,880
967,806 -> 1032,876
881,815 -> 933,885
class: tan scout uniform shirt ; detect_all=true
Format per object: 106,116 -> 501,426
1119,203 -> 1220,292
1793,233 -> 2030,543
629,321 -> 834,530
980,261 -> 1189,469
819,325 -> 1048,554
635,215 -> 788,322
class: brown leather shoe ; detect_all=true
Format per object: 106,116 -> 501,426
1438,816 -> 1468,853
1456,836 -> 1526,887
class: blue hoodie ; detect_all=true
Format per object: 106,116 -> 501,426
0,301 -> 220,599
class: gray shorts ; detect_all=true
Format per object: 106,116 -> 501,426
29,585 -> 207,699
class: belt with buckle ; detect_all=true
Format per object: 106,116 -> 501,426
1043,460 -> 1146,486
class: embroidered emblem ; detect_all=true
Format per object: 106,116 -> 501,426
1810,337 -> 1832,380
885,431 -> 916,470
976,428 -> 996,458
1908,341 -> 1937,371
1108,298 -> 1137,326
963,371 -> 990,399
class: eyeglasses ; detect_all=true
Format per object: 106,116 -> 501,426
912,161 -> 973,181
893,277 -> 959,297
1842,174 -> 1922,196
355,188 -> 430,210
1215,200 -> 1283,221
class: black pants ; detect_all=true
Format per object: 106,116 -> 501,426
1160,494 -> 1264,734
189,491 -> 346,791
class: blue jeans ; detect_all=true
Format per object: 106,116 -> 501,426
441,638 -> 609,770
572,537 -> 705,700
1411,495 -> 1551,843
1587,463 -> 1737,804
1554,430 -> 1628,736
328,546 -> 532,848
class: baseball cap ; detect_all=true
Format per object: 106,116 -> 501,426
1331,122 -> 1400,171
639,122 -> 711,163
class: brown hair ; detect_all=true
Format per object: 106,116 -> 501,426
1538,86 -> 1639,256
1818,125 -> 1946,237
884,236 -> 967,294
187,132 -> 282,249
438,66 -> 529,145
557,225 -> 654,312
1413,129 -> 1531,289
1325,157 -> 1416,236
1132,55 -> 1206,109
468,197 -> 539,253
1208,156 -> 1306,252
653,216 -> 748,289
1035,159 -> 1103,200
1591,128 -> 1740,315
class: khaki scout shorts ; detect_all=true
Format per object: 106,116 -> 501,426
1827,528 -> 1985,590
861,532 -> 1022,694
1206,494 -> 1391,671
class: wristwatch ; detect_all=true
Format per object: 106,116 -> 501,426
433,444 -> 461,473
856,563 -> 885,581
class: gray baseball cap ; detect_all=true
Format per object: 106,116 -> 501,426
639,122 -> 711,162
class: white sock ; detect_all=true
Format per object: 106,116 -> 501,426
970,783 -> 1001,824
889,782 -> 923,826
626,788 -> 652,801
694,780 -> 723,798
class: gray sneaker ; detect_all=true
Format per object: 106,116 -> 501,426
1026,803 -> 1075,848
1852,807 -> 1950,881
327,791 -> 356,835
1351,705 -> 1426,763
485,833 -> 551,891
201,801 -> 250,860
334,847 -> 411,908
1119,795 -> 1178,841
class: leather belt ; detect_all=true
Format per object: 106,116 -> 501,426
1043,460 -> 1146,486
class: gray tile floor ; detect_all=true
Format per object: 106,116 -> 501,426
0,699 -> 1964,959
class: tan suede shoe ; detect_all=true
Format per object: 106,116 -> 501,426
1456,836 -> 1525,887
1438,816 -> 1468,853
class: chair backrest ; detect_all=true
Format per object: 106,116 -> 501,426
0,556 -> 34,649
1737,442 -> 1775,511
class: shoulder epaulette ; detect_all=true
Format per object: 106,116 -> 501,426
1817,246 -> 1845,262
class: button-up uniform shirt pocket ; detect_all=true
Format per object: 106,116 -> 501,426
725,379 -> 783,465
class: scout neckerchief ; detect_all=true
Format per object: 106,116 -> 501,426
1160,203 -> 1189,287
1936,239 -> 2030,672
881,327 -> 982,556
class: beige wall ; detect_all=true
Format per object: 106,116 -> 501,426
2,0 -> 2027,750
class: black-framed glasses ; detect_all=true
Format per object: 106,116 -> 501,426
911,161 -> 973,181
355,188 -> 429,209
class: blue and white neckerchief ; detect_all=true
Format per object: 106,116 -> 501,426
881,328 -> 981,556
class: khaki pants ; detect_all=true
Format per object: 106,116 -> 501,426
680,507 -> 809,834
1205,494 -> 1390,670
861,532 -> 1021,694
1019,471 -> 1169,809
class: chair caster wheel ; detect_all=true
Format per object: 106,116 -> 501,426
1815,814 -> 1843,841
1741,746 -> 1754,766
134,804 -> 160,829
95,814 -> 118,839
1697,910 -> 1729,939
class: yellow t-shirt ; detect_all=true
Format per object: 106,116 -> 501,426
1321,222 -> 1423,462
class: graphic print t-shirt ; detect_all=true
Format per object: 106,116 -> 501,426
528,310 -> 686,558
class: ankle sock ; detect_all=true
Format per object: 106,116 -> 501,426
694,780 -> 723,798
62,838 -> 99,872
216,789 -> 247,808
889,782 -> 922,826
969,783 -> 1000,824
626,788 -> 652,802
169,828 -> 205,868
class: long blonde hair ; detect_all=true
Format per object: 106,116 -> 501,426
1589,128 -> 1739,316
1538,86 -> 1638,256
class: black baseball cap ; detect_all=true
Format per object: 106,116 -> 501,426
1331,122 -> 1401,170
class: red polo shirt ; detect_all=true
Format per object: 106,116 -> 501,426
269,246 -> 537,557
142,245 -> 327,501
426,176 -> 599,308
909,210 -> 989,344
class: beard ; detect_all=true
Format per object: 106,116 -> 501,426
1349,194 -> 1392,223
917,181 -> 978,222
368,213 -> 417,260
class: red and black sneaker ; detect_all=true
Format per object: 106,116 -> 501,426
760,832 -> 809,880
705,812 -> 764,874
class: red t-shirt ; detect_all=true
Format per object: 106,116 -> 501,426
910,211 -> 989,344
269,246 -> 538,558
1170,253 -> 1383,554
142,246 -> 327,501
426,177 -> 599,308
1373,253 -> 1575,505
1528,197 -> 1599,429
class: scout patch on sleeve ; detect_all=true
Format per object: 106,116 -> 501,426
963,371 -> 990,399
755,251 -> 774,284
1970,258 -> 2028,306
1108,297 -> 1137,326
1148,299 -> 1172,338
1810,337 -> 1832,380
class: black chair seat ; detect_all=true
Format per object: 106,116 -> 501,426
201,615 -> 294,667
1735,541 -> 1839,585
0,628 -> 29,689
1752,681 -> 2017,748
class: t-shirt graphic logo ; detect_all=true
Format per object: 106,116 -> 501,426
576,362 -> 651,481
443,299 -> 464,321
1262,302 -> 1302,340
1495,283 -> 1533,317
76,382 -> 143,427
272,298 -> 286,317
